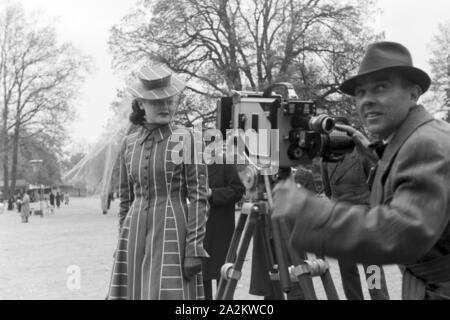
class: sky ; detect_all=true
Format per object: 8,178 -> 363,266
0,0 -> 135,150
1,0 -> 450,149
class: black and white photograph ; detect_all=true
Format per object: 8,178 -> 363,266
1,0 -> 450,304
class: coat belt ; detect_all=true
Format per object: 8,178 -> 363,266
402,254 -> 450,300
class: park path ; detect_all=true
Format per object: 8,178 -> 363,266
0,197 -> 401,300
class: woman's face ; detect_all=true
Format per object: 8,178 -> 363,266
139,96 -> 178,124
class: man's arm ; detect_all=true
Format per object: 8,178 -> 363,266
335,124 -> 379,163
273,135 -> 450,265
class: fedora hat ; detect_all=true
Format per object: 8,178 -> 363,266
127,65 -> 186,100
339,41 -> 431,96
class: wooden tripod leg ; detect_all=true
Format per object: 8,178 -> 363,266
289,250 -> 318,300
216,210 -> 248,299
257,215 -> 285,300
270,219 -> 294,295
316,254 -> 339,300
217,204 -> 259,300
278,219 -> 318,300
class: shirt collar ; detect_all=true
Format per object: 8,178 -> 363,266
383,133 -> 395,145
137,123 -> 173,144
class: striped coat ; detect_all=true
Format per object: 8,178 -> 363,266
107,124 -> 209,300
21,194 -> 30,219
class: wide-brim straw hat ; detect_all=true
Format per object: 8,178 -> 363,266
339,42 -> 431,96
127,65 -> 186,100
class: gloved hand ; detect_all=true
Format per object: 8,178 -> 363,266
272,174 -> 310,222
293,166 -> 316,192
183,257 -> 202,280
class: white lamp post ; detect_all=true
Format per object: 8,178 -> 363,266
30,159 -> 44,216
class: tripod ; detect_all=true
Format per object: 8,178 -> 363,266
215,166 -> 339,300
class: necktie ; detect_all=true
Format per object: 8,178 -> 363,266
366,141 -> 387,189
369,140 -> 387,159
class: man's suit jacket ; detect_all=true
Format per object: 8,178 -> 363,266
327,148 -> 373,205
288,105 -> 450,267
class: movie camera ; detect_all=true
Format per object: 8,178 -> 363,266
217,82 -> 355,172
215,83 -> 354,300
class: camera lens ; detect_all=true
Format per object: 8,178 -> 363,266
309,115 -> 335,134
323,130 -> 355,157
322,118 -> 335,132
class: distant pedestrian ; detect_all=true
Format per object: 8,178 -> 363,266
56,192 -> 61,208
107,192 -> 113,209
64,192 -> 69,206
49,191 -> 55,214
7,197 -> 14,211
16,196 -> 22,213
21,192 -> 30,223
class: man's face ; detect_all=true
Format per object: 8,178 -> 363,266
354,72 -> 418,139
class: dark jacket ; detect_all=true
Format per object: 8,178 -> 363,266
202,163 -> 245,280
286,105 -> 450,299
327,148 -> 374,205
49,192 -> 55,206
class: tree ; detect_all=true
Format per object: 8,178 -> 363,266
109,0 -> 382,128
60,152 -> 86,176
18,136 -> 64,186
0,4 -> 92,197
428,21 -> 450,119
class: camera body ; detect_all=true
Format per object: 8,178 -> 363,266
217,83 -> 354,170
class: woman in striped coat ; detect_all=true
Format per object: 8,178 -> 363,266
107,65 -> 209,300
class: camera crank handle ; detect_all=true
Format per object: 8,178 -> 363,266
264,174 -> 294,294
334,124 -> 357,137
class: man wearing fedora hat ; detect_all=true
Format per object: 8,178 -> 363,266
272,41 -> 450,300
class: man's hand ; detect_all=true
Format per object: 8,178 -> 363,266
272,174 -> 309,222
335,124 -> 378,162
183,257 -> 202,280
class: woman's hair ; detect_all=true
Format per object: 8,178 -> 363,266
129,99 -> 146,125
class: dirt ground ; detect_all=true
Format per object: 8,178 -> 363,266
0,197 -> 402,300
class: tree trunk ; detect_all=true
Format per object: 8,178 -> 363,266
9,120 -> 20,195
2,103 -> 10,198
2,146 -> 9,198
218,1 -> 242,91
